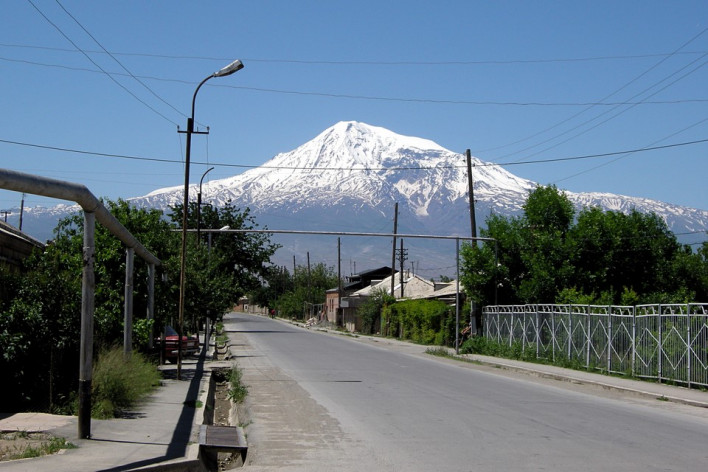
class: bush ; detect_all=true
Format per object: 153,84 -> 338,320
382,299 -> 454,345
90,346 -> 161,418
228,365 -> 248,404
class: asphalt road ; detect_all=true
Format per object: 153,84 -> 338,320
225,312 -> 708,471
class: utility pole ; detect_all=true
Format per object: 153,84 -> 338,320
337,237 -> 342,327
397,239 -> 408,298
466,149 -> 477,242
307,251 -> 311,306
390,202 -> 398,297
19,193 -> 25,231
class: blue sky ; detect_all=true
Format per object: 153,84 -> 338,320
1,1 -> 707,226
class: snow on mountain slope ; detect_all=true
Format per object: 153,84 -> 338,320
14,121 -> 708,271
138,121 -> 537,223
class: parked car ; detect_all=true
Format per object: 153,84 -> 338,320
161,325 -> 200,362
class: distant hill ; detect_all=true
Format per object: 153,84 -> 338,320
15,121 -> 708,276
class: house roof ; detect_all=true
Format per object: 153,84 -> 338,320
347,273 -> 461,302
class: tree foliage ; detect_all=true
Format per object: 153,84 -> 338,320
0,198 -> 277,411
461,185 -> 708,306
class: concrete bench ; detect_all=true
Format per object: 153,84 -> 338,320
199,424 -> 248,463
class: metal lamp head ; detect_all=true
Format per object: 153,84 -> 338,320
214,59 -> 244,77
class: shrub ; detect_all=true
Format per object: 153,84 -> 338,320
227,365 -> 248,404
90,346 -> 161,418
382,299 -> 455,345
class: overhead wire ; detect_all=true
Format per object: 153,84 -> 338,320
1,136 -> 706,171
25,0 -> 179,126
1,41 -> 707,65
53,0 -> 188,121
488,26 -> 708,163
3,55 -> 706,108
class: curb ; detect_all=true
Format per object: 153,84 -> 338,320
465,356 -> 708,410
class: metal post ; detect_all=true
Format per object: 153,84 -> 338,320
586,305 -> 591,369
568,305 -> 572,359
658,304 -> 663,383
631,306 -> 636,378
197,166 -> 214,245
390,202 -> 398,297
455,238 -> 460,354
466,150 -> 477,242
78,211 -> 95,439
148,263 -> 155,350
337,237 -> 342,327
124,248 -> 134,358
607,306 -> 612,373
687,306 -> 692,388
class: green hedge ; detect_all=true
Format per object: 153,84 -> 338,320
381,299 -> 456,345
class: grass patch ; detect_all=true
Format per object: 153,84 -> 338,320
425,347 -> 451,357
90,346 -> 162,419
227,365 -> 249,404
0,432 -> 76,461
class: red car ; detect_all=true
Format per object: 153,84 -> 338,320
162,326 -> 200,362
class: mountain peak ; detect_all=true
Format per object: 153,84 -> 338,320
322,120 -> 449,153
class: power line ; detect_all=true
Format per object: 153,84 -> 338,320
1,41 -> 707,65
1,136 -> 706,171
4,55 -> 706,108
54,0 -> 187,121
25,0 -> 179,126
485,26 -> 708,161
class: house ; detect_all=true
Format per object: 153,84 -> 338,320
339,271 -> 463,333
325,266 -> 396,326
0,220 -> 44,272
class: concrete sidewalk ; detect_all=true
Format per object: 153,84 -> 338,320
2,319 -> 708,471
0,353 -> 210,472
464,352 -> 708,409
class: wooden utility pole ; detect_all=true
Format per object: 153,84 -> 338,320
466,149 -> 477,241
397,239 -> 408,298
307,252 -> 312,318
390,202 -> 398,297
337,237 -> 342,327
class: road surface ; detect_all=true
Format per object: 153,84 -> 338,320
224,312 -> 708,471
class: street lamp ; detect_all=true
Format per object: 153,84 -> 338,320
197,166 -> 215,244
177,60 -> 244,380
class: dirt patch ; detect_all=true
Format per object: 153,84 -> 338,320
0,431 -> 72,462
213,378 -> 232,427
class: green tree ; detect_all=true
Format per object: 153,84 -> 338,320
272,263 -> 339,319
170,200 -> 279,325
357,288 -> 395,335
461,185 -> 703,307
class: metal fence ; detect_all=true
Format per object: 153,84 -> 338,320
483,304 -> 708,388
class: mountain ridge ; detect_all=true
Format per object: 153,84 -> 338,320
14,121 -> 708,273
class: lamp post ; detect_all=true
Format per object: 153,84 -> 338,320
177,60 -> 244,380
197,166 -> 215,244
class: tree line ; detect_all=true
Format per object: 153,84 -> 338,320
0,199 -> 277,412
461,185 -> 708,307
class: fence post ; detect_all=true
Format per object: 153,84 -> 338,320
631,305 -> 636,378
568,304 -> 572,360
687,305 -> 692,388
658,304 -> 663,384
586,304 -> 591,369
535,307 -> 539,358
510,310 -> 514,347
607,305 -> 611,373
551,308 -> 555,362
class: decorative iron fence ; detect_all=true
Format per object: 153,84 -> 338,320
483,304 -> 708,388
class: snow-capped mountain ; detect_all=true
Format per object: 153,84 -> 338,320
13,121 -> 708,274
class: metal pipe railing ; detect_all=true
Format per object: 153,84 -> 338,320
0,168 -> 161,439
